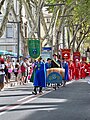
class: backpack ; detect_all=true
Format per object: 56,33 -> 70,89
21,63 -> 25,72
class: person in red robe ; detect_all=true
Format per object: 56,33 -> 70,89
74,59 -> 81,80
69,60 -> 75,80
80,61 -> 87,79
87,62 -> 90,76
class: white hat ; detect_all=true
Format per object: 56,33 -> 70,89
64,54 -> 68,57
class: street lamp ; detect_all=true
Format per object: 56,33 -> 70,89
8,21 -> 20,59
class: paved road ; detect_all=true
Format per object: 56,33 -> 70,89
0,78 -> 90,120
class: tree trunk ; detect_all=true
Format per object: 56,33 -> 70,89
0,2 -> 11,37
0,0 -> 5,10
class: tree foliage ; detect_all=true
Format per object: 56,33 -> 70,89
0,0 -> 90,53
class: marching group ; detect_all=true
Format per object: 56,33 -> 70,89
0,53 -> 90,93
29,54 -> 90,94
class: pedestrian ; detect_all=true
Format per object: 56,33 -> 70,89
87,62 -> 90,76
61,58 -> 69,87
14,60 -> 19,81
45,58 -> 51,69
32,57 -> 46,95
74,59 -> 81,80
45,58 -> 51,87
80,61 -> 88,79
51,54 -> 60,68
21,58 -> 29,84
56,55 -> 62,87
57,55 -> 62,68
69,60 -> 75,80
0,59 -> 5,91
6,56 -> 12,83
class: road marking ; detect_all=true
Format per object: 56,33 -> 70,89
0,80 -> 75,116
17,94 -> 35,102
0,106 -> 8,111
66,80 -> 75,85
0,90 -> 52,116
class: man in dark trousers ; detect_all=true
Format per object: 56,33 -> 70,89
32,57 -> 46,95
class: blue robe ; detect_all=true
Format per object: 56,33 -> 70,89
34,61 -> 46,87
62,62 -> 69,81
45,62 -> 51,69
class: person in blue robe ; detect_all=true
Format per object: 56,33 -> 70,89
45,58 -> 51,69
32,57 -> 46,95
62,58 -> 69,86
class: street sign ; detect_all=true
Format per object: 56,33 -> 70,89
42,47 -> 52,51
28,39 -> 40,59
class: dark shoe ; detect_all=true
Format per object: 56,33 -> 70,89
32,91 -> 37,95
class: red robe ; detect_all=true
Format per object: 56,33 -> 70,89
87,63 -> 90,76
74,62 -> 81,80
80,63 -> 87,79
69,62 -> 75,80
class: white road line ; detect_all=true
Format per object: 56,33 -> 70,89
0,91 -> 51,116
22,97 -> 38,104
17,94 -> 34,102
0,106 -> 7,111
17,81 -> 75,103
0,81 -> 75,116
0,111 -> 6,116
66,80 -> 75,85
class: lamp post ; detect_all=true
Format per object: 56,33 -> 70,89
8,21 -> 20,59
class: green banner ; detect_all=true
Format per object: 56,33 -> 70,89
28,39 -> 40,59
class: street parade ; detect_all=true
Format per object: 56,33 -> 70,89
0,50 -> 90,92
0,0 -> 90,120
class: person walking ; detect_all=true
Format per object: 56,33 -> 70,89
0,59 -> 5,91
45,58 -> 51,69
87,62 -> 90,76
61,58 -> 69,87
14,60 -> 20,81
51,54 -> 60,68
69,60 -> 75,80
74,59 -> 81,80
6,56 -> 13,82
32,57 -> 46,95
21,58 -> 28,84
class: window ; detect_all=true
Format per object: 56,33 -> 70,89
6,25 -> 14,38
